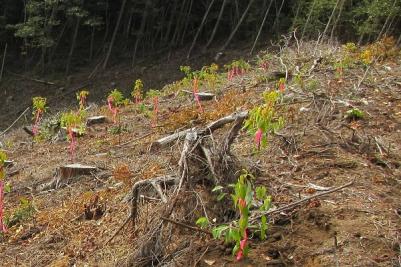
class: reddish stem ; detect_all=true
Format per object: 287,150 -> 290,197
193,78 -> 204,113
236,198 -> 248,261
108,98 -> 118,124
80,96 -> 86,108
68,128 -> 77,161
32,110 -> 42,136
0,180 -> 6,233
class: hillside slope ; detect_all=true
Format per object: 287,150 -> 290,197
1,38 -> 401,266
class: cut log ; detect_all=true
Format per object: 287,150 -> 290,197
151,111 -> 248,149
61,127 -> 84,137
151,128 -> 195,150
86,115 -> 106,126
182,90 -> 215,101
201,110 -> 248,134
59,164 -> 97,179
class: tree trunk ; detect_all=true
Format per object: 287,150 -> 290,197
0,43 -> 7,84
170,0 -> 187,48
205,0 -> 228,49
321,0 -> 341,43
180,0 -> 194,46
132,0 -> 151,66
250,0 -> 273,55
219,0 -> 256,54
89,27 -> 95,62
163,0 -> 179,42
330,0 -> 345,41
103,0 -> 127,70
49,21 -> 68,67
290,0 -> 302,31
301,0 -> 317,40
272,0 -> 285,34
377,0 -> 397,41
187,0 -> 217,59
66,16 -> 81,76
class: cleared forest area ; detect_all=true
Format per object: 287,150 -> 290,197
0,36 -> 401,266
1,1 -> 401,266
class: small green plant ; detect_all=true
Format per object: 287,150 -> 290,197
256,53 -> 272,71
277,78 -> 286,92
179,65 -> 194,89
200,63 -> 220,92
146,89 -> 160,127
225,59 -> 251,80
131,79 -> 144,104
192,77 -> 204,113
243,90 -> 285,150
334,61 -> 345,82
195,217 -> 209,229
60,111 -> 86,161
107,89 -> 125,123
306,79 -> 319,92
199,170 -> 272,261
294,73 -> 305,90
346,108 -> 364,121
0,151 -> 7,233
76,90 -> 89,110
5,197 -> 35,228
334,43 -> 360,82
180,65 -> 207,113
32,97 -> 47,136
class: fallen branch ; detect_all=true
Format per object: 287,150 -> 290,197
201,111 -> 248,135
182,90 -> 215,101
151,111 -> 248,149
251,181 -> 354,222
151,128 -> 194,150
177,131 -> 198,191
0,107 -> 30,136
161,216 -> 212,236
7,71 -> 57,85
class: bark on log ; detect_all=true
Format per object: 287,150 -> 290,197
182,90 -> 215,101
151,111 -> 248,150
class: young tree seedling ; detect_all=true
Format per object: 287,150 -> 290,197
32,97 -> 47,136
225,59 -> 251,80
257,53 -> 272,71
77,90 -> 89,110
107,89 -> 124,124
198,170 -> 272,261
243,90 -> 285,151
60,111 -> 86,161
180,65 -> 204,113
131,79 -> 143,105
277,78 -> 286,92
192,76 -> 204,113
200,63 -> 220,92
